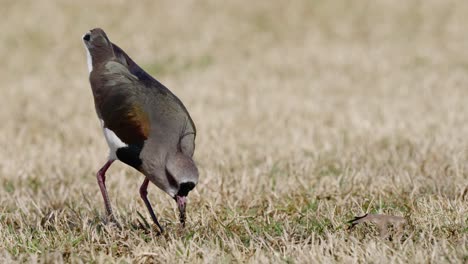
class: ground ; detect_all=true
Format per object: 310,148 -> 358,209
0,0 -> 467,263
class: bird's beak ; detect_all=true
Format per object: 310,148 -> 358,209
176,195 -> 187,226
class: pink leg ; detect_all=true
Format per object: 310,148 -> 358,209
140,178 -> 164,232
97,160 -> 115,219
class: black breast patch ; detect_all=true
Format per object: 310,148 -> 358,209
116,142 -> 143,170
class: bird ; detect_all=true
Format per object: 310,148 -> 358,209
82,28 -> 198,232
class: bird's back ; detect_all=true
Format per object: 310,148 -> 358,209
111,43 -> 197,146
113,45 -> 195,126
90,56 -> 196,168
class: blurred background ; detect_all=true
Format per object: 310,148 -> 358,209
2,0 -> 468,223
0,0 -> 467,261
2,0 -> 468,217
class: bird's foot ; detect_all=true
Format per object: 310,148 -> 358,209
103,214 -> 122,229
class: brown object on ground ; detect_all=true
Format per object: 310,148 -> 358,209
348,213 -> 406,238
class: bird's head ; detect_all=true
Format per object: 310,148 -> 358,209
82,28 -> 115,72
161,153 -> 199,225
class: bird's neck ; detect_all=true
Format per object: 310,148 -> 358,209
88,48 -> 115,73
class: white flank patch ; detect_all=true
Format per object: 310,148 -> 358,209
100,119 -> 128,160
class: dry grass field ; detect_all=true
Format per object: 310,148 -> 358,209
1,0 -> 467,263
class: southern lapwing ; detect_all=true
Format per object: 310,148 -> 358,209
82,28 -> 198,232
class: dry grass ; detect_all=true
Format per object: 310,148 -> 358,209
1,0 -> 467,263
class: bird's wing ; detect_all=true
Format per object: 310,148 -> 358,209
112,42 -> 170,92
93,61 -> 150,145
100,48 -> 197,161
112,42 -> 197,138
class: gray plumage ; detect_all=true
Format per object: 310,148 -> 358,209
83,28 -> 198,231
